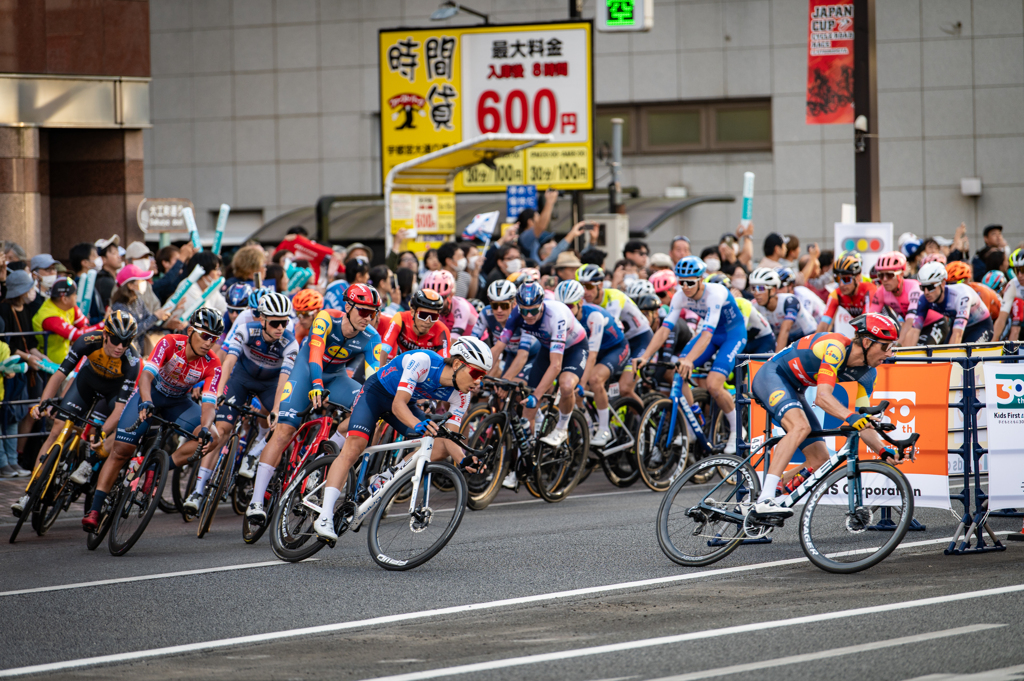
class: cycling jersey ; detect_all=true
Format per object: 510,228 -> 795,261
755,292 -> 818,339
32,298 -> 97,365
821,281 -> 876,324
793,286 -> 826,321
499,300 -> 588,354
144,335 -> 222,403
867,278 -> 944,326
440,296 -> 479,338
735,297 -> 773,340
913,283 -> 990,331
225,322 -> 299,381
381,310 -> 450,360
599,287 -> 651,339
307,309 -> 383,385
664,282 -> 745,336
59,331 -> 140,404
579,303 -> 626,352
998,277 -> 1024,316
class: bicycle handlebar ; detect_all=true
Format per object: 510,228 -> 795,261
217,394 -> 267,420
294,389 -> 351,419
125,411 -> 208,446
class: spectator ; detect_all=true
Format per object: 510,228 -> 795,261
669,235 -> 691,263
784,234 -> 800,263
229,244 -> 266,288
345,257 -> 370,285
31,276 -> 92,366
485,244 -> 523,286
554,251 -> 582,281
985,248 -> 1008,276
934,235 -> 954,257
347,242 -> 374,263
92,235 -> 122,314
369,264 -> 399,311
610,258 -> 639,291
29,254 -> 61,312
155,245 -> 181,276
760,232 -> 788,269
395,268 -> 416,311
68,242 -> 106,322
179,252 -> 226,315
110,265 -> 172,353
435,241 -> 476,299
388,248 -> 420,273
580,247 -> 607,267
973,224 -> 1006,282
265,263 -> 287,292
287,225 -> 309,237
649,253 -> 674,273
700,246 -> 721,273
123,242 -> 161,314
948,223 -> 970,262
2,241 -> 26,270
516,188 -> 559,261
623,239 -> 650,271
422,249 -> 441,276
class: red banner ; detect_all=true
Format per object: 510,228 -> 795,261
806,0 -> 855,124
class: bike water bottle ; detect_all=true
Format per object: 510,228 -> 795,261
126,455 -> 143,479
690,403 -> 705,428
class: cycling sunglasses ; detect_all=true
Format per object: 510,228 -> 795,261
581,282 -> 600,290
871,339 -> 895,353
351,306 -> 377,319
838,275 -> 858,285
491,301 -> 512,311
920,282 -> 942,292
657,290 -> 673,298
105,333 -> 129,348
520,305 -> 544,317
463,364 -> 488,380
266,319 -> 288,329
195,330 -> 219,342
1015,266 -> 1024,276
750,285 -> 769,293
878,272 -> 898,280
297,310 -> 317,318
678,279 -> 700,289
415,310 -> 440,322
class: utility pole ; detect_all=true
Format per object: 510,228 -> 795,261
569,0 -> 585,225
853,0 -> 879,222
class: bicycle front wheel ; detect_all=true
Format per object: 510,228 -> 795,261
534,409 -> 589,502
197,438 -> 236,539
799,460 -> 915,574
464,413 -> 509,511
599,397 -> 643,488
657,455 -> 760,567
109,449 -> 168,556
636,398 -> 689,492
367,462 -> 468,571
10,446 -> 60,544
271,453 -> 345,562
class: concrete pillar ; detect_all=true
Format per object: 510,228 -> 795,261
0,127 -> 48,256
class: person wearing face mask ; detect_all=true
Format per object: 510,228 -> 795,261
124,241 -> 163,314
438,241 -> 479,301
700,247 -> 722,274
92,235 -> 123,316
109,264 -> 171,354
68,242 -> 107,323
29,254 -> 62,309
32,277 -> 102,367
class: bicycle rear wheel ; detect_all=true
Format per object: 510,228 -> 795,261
367,461 -> 468,571
464,413 -> 509,511
636,398 -> 689,492
86,487 -> 117,550
271,448 -> 348,562
599,397 -> 643,488
656,455 -> 760,567
108,449 -> 168,556
534,409 -> 588,503
197,438 -> 235,538
799,461 -> 915,574
170,462 -> 197,522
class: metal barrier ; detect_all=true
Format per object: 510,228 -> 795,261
0,329 -> 58,442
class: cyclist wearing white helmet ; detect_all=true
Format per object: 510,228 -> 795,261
749,267 -> 818,351
471,279 -> 539,380
905,261 -> 992,345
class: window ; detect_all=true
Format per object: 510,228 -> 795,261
596,99 -> 771,154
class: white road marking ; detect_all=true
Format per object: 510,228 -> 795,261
903,663 -> 1024,681
645,624 -> 1005,681
488,488 -> 648,508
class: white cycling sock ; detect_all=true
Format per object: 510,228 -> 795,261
597,408 -> 610,432
247,425 -> 271,461
556,410 -> 571,430
329,430 -> 347,451
759,474 -> 781,502
194,467 -> 212,495
320,486 -> 342,522
725,408 -> 737,442
252,462 -> 276,506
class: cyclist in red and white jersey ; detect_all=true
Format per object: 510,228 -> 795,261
422,269 -> 478,339
818,252 -> 876,333
867,251 -> 945,345
993,248 -> 1024,340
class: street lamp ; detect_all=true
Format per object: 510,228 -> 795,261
430,2 -> 490,24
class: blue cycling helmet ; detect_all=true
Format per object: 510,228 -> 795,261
982,270 -> 1007,295
247,288 -> 268,311
775,267 -> 796,286
226,282 -> 253,311
516,281 -> 545,307
675,256 -> 706,279
901,239 -> 922,259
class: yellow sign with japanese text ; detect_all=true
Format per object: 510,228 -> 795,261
379,22 -> 594,194
389,191 -> 456,255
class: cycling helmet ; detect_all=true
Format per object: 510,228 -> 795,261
626,279 -> 656,300
575,264 -> 605,284
748,267 -> 782,289
901,239 -> 922,259
344,282 -> 382,309
104,309 -> 138,345
190,307 -> 225,336
649,269 -> 677,294
487,279 -> 517,302
449,336 -> 493,372
422,270 -> 455,297
410,287 -> 444,312
470,298 -> 486,314
982,270 -> 1007,295
635,294 -> 661,312
292,289 -> 324,313
850,313 -> 899,343
775,267 -> 796,287
1011,248 -> 1024,269
917,261 -> 948,286
919,252 -> 947,266
674,256 -> 706,280
875,251 -> 907,273
520,267 -> 541,283
555,280 -> 586,305
706,273 -> 732,288
226,282 -> 254,311
869,266 -> 880,283
945,261 -> 972,284
833,252 -> 863,276
516,281 -> 546,307
258,291 -> 293,317
248,288 -> 268,310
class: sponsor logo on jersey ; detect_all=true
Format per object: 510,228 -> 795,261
821,340 -> 845,367
280,381 -> 292,400
768,389 -> 785,407
312,316 -> 329,336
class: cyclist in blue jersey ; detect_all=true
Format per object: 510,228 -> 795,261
244,283 -> 384,526
182,292 -> 298,515
490,281 -> 590,449
906,261 -> 993,345
634,256 -> 746,454
472,279 -> 539,381
216,282 -> 253,360
312,338 -> 492,541
556,280 -> 628,447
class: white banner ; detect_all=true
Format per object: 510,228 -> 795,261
981,365 -> 1024,508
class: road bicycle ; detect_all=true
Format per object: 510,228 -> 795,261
271,412 -> 486,570
656,401 -> 919,574
578,386 -> 643,488
10,398 -> 104,543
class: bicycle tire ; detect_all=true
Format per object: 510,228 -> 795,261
534,409 -> 589,503
9,449 -> 58,544
464,413 -> 509,511
367,461 -> 467,571
243,476 -> 278,545
271,450 -> 346,562
599,396 -> 643,488
108,449 -> 168,556
656,455 -> 760,567
460,402 -> 492,438
636,397 -> 690,492
197,436 -> 236,538
231,424 -> 259,515
87,482 -> 120,550
171,462 -> 198,522
31,442 -> 69,536
799,460 -> 915,574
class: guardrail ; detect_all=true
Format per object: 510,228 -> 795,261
0,329 -> 57,442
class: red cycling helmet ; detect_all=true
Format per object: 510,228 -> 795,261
850,313 -> 899,342
344,283 -> 382,309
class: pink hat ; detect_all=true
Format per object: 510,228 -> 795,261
116,263 -> 154,287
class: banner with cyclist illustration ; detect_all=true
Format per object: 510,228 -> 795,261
981,365 -> 1024,508
748,362 -> 952,509
806,0 -> 855,124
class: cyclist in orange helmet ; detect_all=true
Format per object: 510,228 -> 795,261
291,289 -> 324,345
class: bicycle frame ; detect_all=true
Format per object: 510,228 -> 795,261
580,390 -> 636,456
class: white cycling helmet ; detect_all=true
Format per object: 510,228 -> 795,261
450,336 -> 493,372
555,279 -> 586,305
626,279 -> 656,300
917,261 -> 948,286
748,267 -> 782,289
487,279 -> 517,303
258,291 -> 293,317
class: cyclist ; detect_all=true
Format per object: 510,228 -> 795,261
311,337 -> 492,541
905,261 -> 993,345
626,279 -> 657,301
182,293 -> 298,513
993,249 -> 1024,340
555,280 -> 629,447
714,273 -> 775,354
749,267 -> 817,352
423,270 -> 478,339
947,260 -> 1001,320
867,251 -> 947,345
817,253 -> 876,333
380,288 -> 450,361
471,279 -> 538,380
633,256 -> 745,454
491,281 -> 589,448
12,311 -> 140,517
575,264 -> 652,403
291,288 -> 324,345
777,266 -> 826,323
749,313 -> 899,516
244,284 -> 383,526
82,308 -> 224,532
979,270 -> 1020,341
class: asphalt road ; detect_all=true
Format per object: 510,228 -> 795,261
1,473 -> 1022,680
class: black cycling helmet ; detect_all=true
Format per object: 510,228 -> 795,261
635,294 -> 661,312
104,309 -> 138,346
410,287 -> 444,313
190,307 -> 225,336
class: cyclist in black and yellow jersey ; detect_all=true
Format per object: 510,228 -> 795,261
12,311 -> 140,518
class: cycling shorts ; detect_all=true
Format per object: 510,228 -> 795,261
750,362 -> 824,447
115,389 -> 202,446
963,318 -> 994,344
745,333 -> 776,355
527,339 -> 588,388
278,355 -> 361,428
59,378 -> 112,424
346,374 -> 427,442
595,338 -> 630,375
682,326 -> 747,377
216,364 -> 277,423
503,340 -> 539,382
627,329 -> 654,360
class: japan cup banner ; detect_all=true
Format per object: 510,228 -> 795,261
981,365 -> 1024,508
806,0 -> 855,124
